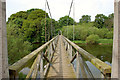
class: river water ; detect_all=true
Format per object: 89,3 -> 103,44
75,43 -> 112,78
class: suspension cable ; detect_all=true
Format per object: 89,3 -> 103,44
73,0 -> 75,41
67,0 -> 74,38
46,0 -> 53,39
45,0 -> 47,42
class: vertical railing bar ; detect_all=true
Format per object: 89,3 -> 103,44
76,51 -> 80,78
40,52 -> 44,78
82,55 -> 95,79
26,53 -> 40,79
79,53 -> 88,78
31,54 -> 41,78
69,45 -> 72,60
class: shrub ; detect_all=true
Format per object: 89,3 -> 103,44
106,31 -> 113,39
96,28 -> 109,38
86,34 -> 99,44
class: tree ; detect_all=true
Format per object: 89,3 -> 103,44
86,34 -> 99,44
94,14 -> 108,28
58,16 -> 75,27
41,18 -> 58,41
104,13 -> 114,30
79,15 -> 91,23
27,9 -> 49,20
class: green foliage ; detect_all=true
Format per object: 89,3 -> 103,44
58,16 -> 75,27
8,11 -> 28,23
27,9 -> 49,20
96,28 -> 109,38
94,14 -> 108,28
7,8 -> 59,64
61,22 -> 113,42
86,34 -> 99,44
106,31 -> 113,39
98,39 -> 113,44
7,26 -> 33,64
79,15 -> 91,23
104,13 -> 114,30
19,72 -> 26,78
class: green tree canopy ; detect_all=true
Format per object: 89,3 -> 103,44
79,15 -> 91,23
94,14 -> 108,28
104,13 -> 114,30
58,16 -> 75,27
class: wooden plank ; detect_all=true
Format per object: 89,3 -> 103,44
26,53 -> 41,79
62,35 -> 111,75
70,54 -> 76,63
9,35 -> 58,72
76,52 -> 80,78
47,35 -> 76,78
31,54 -> 41,78
40,52 -> 44,78
79,53 -> 87,78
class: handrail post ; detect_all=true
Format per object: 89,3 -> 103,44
76,51 -> 80,78
40,52 -> 44,78
9,70 -> 18,79
69,45 -> 72,60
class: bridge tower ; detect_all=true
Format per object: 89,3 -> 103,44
112,0 -> 120,78
0,0 -> 9,79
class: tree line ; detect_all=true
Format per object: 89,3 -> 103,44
7,8 -> 114,64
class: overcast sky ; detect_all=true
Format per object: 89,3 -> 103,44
6,0 -> 114,22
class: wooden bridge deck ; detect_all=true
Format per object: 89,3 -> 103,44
47,35 -> 76,78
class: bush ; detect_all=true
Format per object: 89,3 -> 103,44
106,31 -> 113,39
86,34 -> 99,44
96,28 -> 109,38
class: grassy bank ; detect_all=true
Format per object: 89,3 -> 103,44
72,39 -> 113,44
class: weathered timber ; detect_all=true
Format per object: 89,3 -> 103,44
26,54 -> 41,79
79,53 -> 87,78
9,35 -> 58,72
47,35 -> 76,78
40,52 -> 44,78
70,53 -> 76,63
0,0 -> 9,79
111,0 -> 120,78
62,35 -> 111,75
76,52 -> 80,78
31,54 -> 41,78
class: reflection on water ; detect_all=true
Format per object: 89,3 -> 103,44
72,44 -> 112,78
77,44 -> 112,63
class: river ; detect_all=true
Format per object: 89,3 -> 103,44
74,43 -> 112,78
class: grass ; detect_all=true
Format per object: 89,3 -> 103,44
72,40 -> 86,44
73,39 -> 113,44
98,39 -> 113,44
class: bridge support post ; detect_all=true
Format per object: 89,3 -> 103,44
0,0 -> 9,79
69,45 -> 72,60
76,52 -> 80,78
112,0 -> 120,78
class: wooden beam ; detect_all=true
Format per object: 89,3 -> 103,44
9,35 -> 58,72
43,54 -> 50,63
31,54 -> 41,78
70,53 -> 76,63
62,35 -> 111,75
0,0 -> 9,79
26,54 -> 41,79
111,0 -> 120,78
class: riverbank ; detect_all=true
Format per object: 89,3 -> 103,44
72,39 -> 113,45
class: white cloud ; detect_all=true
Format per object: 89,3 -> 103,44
6,0 -> 114,22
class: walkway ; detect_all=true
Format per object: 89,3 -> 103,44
47,35 -> 76,78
